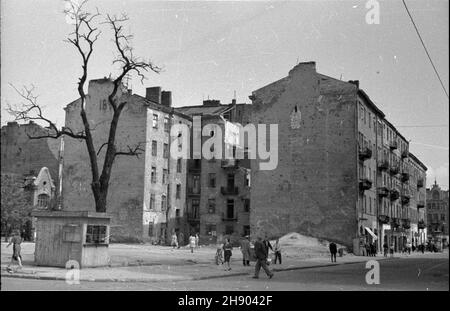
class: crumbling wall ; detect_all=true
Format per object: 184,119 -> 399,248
249,62 -> 358,248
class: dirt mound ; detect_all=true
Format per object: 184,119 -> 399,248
273,232 -> 347,258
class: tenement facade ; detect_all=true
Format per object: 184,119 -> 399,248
248,62 -> 427,252
62,79 -> 191,243
426,181 -> 449,248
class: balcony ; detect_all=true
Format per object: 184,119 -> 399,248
390,140 -> 398,150
377,186 -> 390,198
391,218 -> 400,228
222,213 -> 238,222
378,160 -> 389,171
402,219 -> 411,229
358,147 -> 372,161
221,186 -> 239,196
418,220 -> 426,229
417,179 -> 424,188
390,189 -> 400,201
417,201 -> 425,208
378,215 -> 390,224
187,188 -> 200,196
401,150 -> 409,159
359,178 -> 372,191
188,160 -> 201,172
401,193 -> 410,205
186,212 -> 200,223
389,165 -> 400,176
400,172 -> 410,183
221,159 -> 239,169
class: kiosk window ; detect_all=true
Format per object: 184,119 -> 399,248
86,225 -> 107,244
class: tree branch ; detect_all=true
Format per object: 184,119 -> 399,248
7,84 -> 86,140
97,142 -> 109,155
114,142 -> 145,158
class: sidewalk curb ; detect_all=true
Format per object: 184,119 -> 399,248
1,256 -> 398,283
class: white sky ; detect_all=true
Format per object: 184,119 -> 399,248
1,0 -> 448,188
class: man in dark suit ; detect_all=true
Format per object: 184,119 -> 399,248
329,242 -> 337,262
263,236 -> 273,258
252,236 -> 274,279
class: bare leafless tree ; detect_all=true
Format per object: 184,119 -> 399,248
7,0 -> 161,213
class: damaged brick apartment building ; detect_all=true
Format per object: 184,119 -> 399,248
2,62 -> 428,252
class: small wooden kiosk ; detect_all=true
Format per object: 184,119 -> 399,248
31,210 -> 111,268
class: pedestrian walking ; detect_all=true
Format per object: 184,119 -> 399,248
7,230 -> 23,272
263,236 -> 273,258
189,234 -> 196,253
406,241 -> 412,255
329,242 -> 337,262
240,235 -> 251,266
365,242 -> 371,256
383,242 -> 388,257
171,232 -> 178,249
390,242 -> 395,258
273,238 -> 282,264
252,236 -> 274,279
215,240 -> 224,265
223,238 -> 233,271
178,232 -> 184,249
195,233 -> 200,248
370,242 -> 376,257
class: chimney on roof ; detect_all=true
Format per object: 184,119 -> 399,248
203,99 -> 221,106
161,91 -> 172,107
348,80 -> 359,88
146,87 -> 161,104
231,99 -> 236,105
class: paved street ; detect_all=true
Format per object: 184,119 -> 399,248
2,255 -> 448,291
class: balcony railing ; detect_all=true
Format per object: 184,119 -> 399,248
221,186 -> 239,195
389,165 -> 400,175
377,186 -> 390,198
359,178 -> 372,191
390,140 -> 398,150
378,215 -> 390,224
188,160 -> 201,172
187,188 -> 200,196
378,160 -> 389,171
401,150 -> 409,159
186,212 -> 200,222
417,200 -> 425,208
221,159 -> 239,169
401,172 -> 410,183
358,147 -> 372,161
402,219 -> 411,229
417,179 -> 424,188
390,189 -> 400,201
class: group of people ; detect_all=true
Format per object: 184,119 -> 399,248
364,242 -> 377,257
171,232 -> 200,253
215,235 -> 280,279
